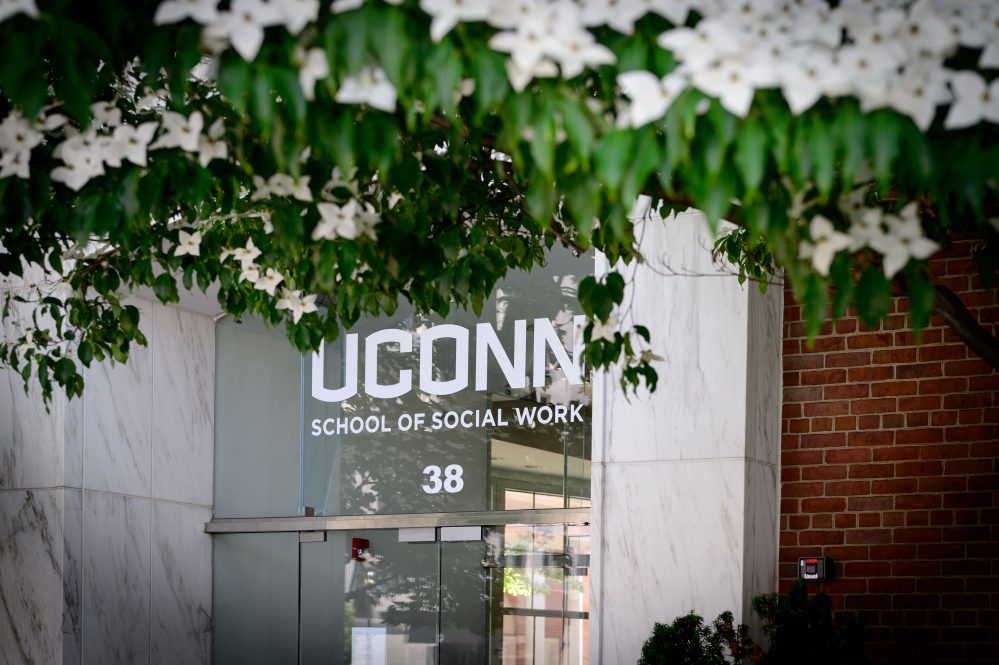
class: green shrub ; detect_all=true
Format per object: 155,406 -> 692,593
753,583 -> 866,665
638,611 -> 755,665
639,583 -> 866,665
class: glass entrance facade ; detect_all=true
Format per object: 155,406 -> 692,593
211,247 -> 592,664
213,523 -> 589,665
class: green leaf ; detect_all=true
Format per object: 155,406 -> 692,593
808,116 -> 835,196
594,131 -> 636,197
529,102 -> 556,178
470,50 -> 508,115
802,272 -> 828,340
152,274 -> 179,304
427,41 -> 462,113
54,358 -> 76,385
272,68 -> 307,123
829,258 -> 853,319
734,117 -> 768,195
621,127 -> 662,204
907,273 -> 935,334
251,72 -> 275,133
78,340 -> 94,367
834,101 -> 865,188
577,276 -> 597,317
376,9 -> 409,89
869,111 -> 901,182
558,97 -> 594,164
855,267 -> 891,328
604,272 -> 625,305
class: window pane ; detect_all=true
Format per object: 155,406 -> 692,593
213,533 -> 299,665
303,246 -> 592,516
214,317 -> 301,518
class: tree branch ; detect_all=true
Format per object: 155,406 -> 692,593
932,284 -> 999,370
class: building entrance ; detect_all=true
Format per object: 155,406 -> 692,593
300,522 -> 589,665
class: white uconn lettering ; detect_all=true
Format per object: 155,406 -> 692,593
310,316 -> 586,403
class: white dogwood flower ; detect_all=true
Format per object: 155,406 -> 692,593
868,203 -> 938,278
489,14 -> 550,74
151,111 -> 204,152
847,207 -> 886,252
321,166 -> 359,197
254,267 -> 284,295
90,100 -> 121,128
298,47 -> 329,101
0,110 -> 44,154
174,230 -> 203,257
331,0 -> 363,13
106,122 -> 158,168
335,66 -> 397,112
276,288 -> 318,323
505,58 -> 559,92
899,2 -> 956,57
546,24 -> 616,79
231,238 -> 262,268
776,47 -> 837,115
944,71 -> 999,129
657,18 -> 745,71
51,130 -> 106,191
0,149 -> 30,179
313,200 -> 361,240
205,0 -> 283,61
580,0 -> 646,35
419,0 -> 493,42
273,0 -> 318,33
197,118 -> 228,167
239,263 -> 261,284
591,313 -> 619,343
799,215 -> 852,276
617,70 -> 687,128
488,0 -> 544,29
0,110 -> 43,179
267,173 -> 312,201
0,0 -> 39,24
692,58 -> 757,117
154,0 -> 219,25
886,60 -> 950,131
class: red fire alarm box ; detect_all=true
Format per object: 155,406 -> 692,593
351,538 -> 370,561
798,556 -> 833,582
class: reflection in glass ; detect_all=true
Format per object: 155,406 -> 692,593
298,524 -> 589,664
302,246 -> 592,517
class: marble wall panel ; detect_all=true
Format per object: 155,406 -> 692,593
0,371 -> 65,489
150,501 -> 212,665
0,489 -> 65,665
82,491 -> 151,665
150,304 -> 214,506
82,299 -> 154,497
592,460 -> 748,664
601,212 -> 751,464
742,460 -> 779,636
63,394 -> 84,490
745,284 -> 783,466
62,488 -> 82,665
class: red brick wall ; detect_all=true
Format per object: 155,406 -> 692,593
780,241 -> 999,664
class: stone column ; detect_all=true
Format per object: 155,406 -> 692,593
0,291 -> 216,665
590,210 -> 782,663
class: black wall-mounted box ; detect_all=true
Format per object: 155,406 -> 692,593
798,556 -> 834,582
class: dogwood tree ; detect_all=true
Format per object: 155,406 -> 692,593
2,0 -> 998,400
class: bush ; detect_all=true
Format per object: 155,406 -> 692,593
638,611 -> 755,665
639,583 -> 865,665
753,583 -> 866,665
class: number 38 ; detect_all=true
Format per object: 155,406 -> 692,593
422,464 -> 464,494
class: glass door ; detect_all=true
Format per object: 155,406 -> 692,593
298,524 -> 589,665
